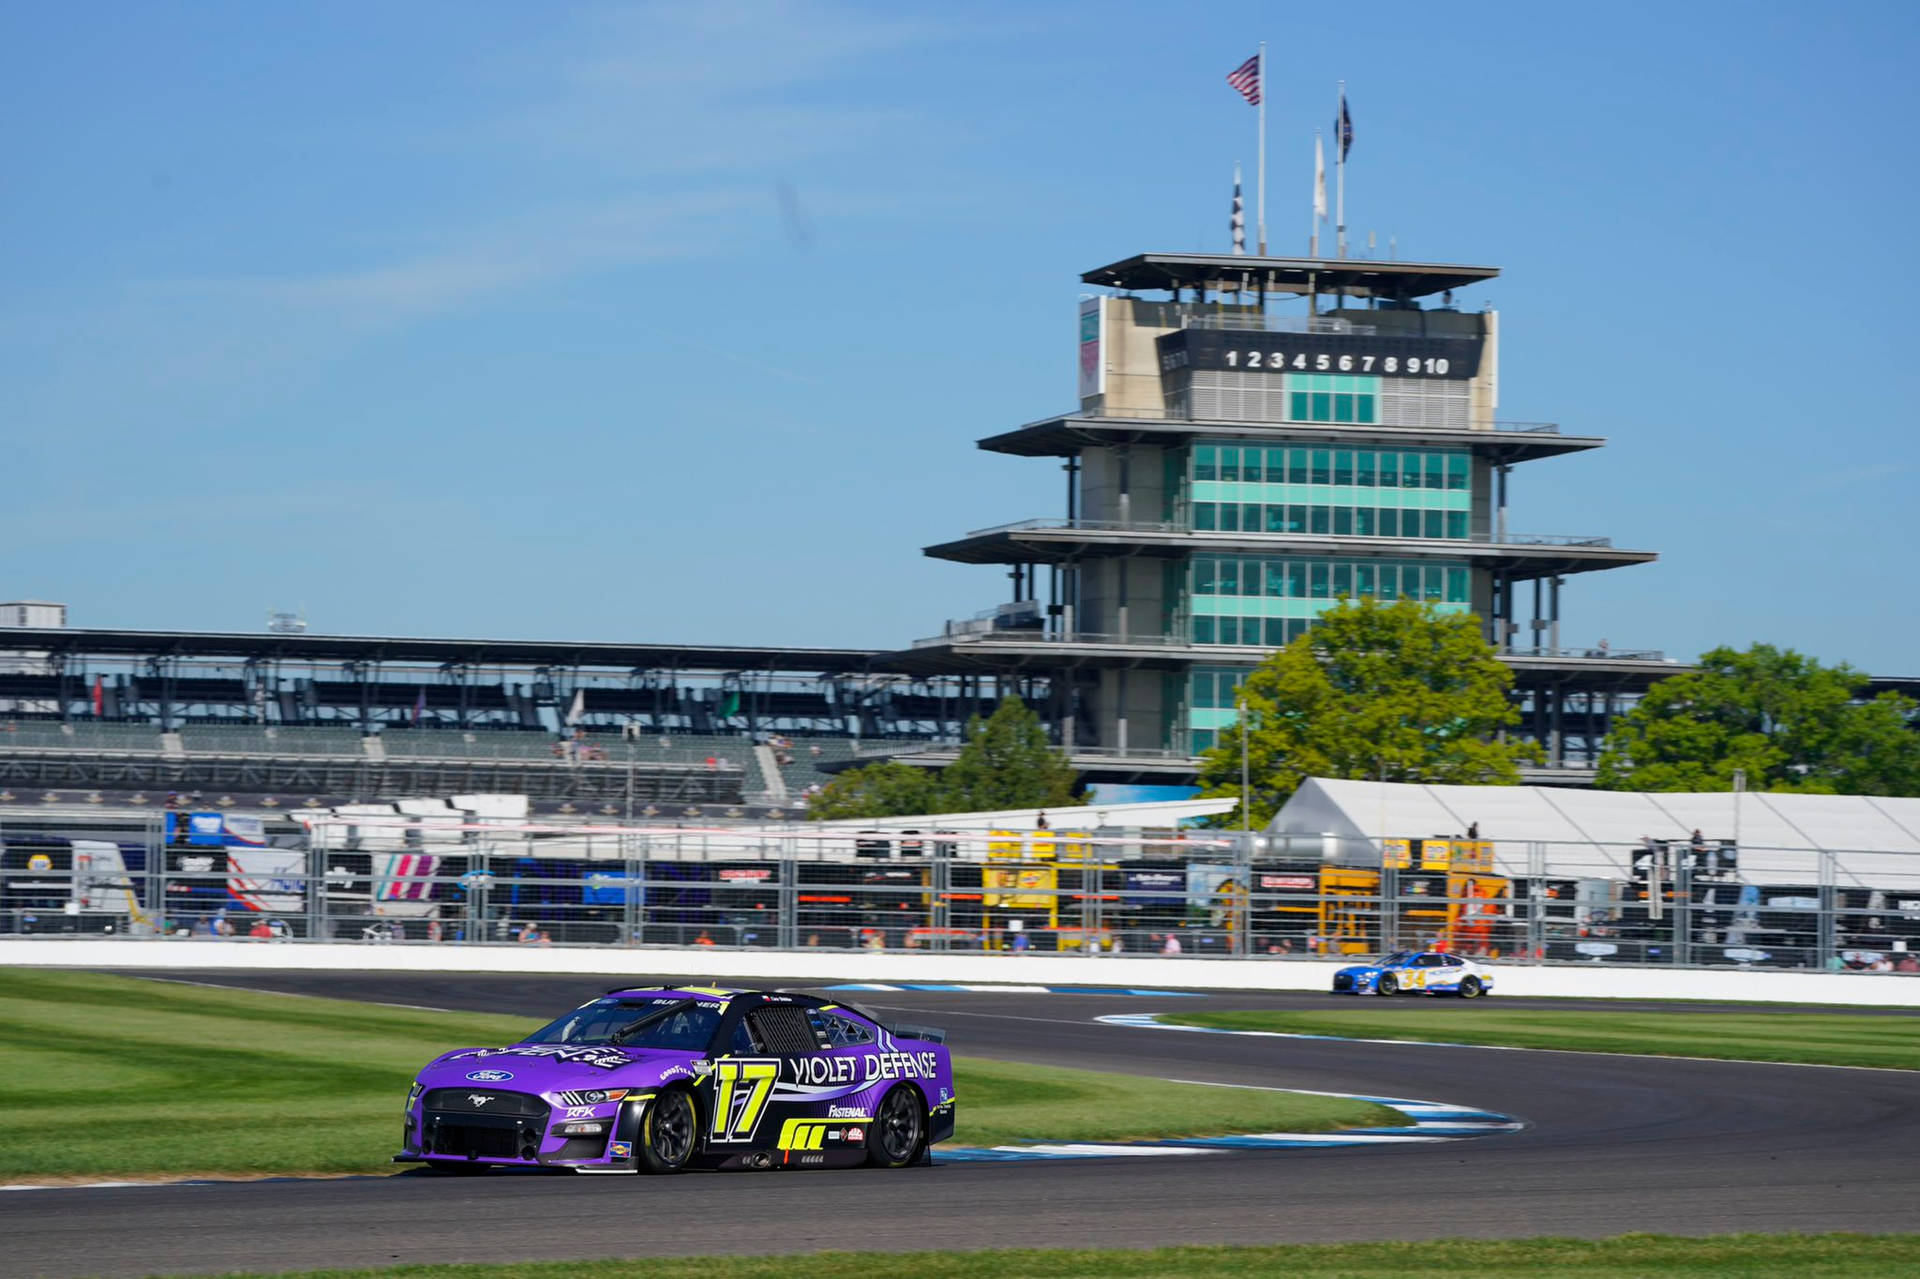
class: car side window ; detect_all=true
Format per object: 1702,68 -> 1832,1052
1416,954 -> 1446,967
807,1009 -> 876,1049
730,1017 -> 763,1054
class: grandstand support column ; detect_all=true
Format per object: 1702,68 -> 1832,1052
1549,576 -> 1563,653
1115,667 -> 1129,754
1531,578 -> 1544,655
1549,681 -> 1564,768
1495,463 -> 1510,542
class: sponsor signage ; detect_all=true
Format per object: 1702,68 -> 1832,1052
1078,297 -> 1104,398
1123,870 -> 1184,907
1156,327 -> 1482,381
1257,873 -> 1316,892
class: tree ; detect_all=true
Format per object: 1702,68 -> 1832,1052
806,697 -> 1083,819
801,760 -> 939,820
1596,644 -> 1920,795
1196,597 -> 1534,826
936,696 -> 1084,813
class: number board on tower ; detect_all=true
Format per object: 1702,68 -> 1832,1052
1157,329 -> 1483,381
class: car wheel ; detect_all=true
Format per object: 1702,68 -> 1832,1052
637,1087 -> 698,1174
1375,972 -> 1398,996
867,1085 -> 926,1169
1457,976 -> 1483,999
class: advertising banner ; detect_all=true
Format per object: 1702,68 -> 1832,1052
1078,297 -> 1104,399
227,848 -> 305,914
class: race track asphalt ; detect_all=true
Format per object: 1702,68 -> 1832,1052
5,969 -> 1918,1278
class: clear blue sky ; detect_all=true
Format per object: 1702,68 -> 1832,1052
3,1 -> 1915,673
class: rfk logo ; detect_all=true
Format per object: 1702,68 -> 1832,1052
468,1094 -> 494,1107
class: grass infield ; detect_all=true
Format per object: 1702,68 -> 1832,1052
0,970 -> 1393,1180
1166,1004 -> 1920,1070
159,1235 -> 1920,1279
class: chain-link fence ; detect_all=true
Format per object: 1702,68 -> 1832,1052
3,814 -> 1917,973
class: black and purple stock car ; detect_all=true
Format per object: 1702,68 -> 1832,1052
398,986 -> 954,1174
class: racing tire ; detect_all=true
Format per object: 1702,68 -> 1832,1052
866,1085 -> 926,1169
1374,972 -> 1399,996
636,1087 -> 698,1174
1457,976 -> 1483,999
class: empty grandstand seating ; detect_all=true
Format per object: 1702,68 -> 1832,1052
178,726 -> 367,756
379,730 -> 561,760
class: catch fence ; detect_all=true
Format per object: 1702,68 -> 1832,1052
2,815 -> 1917,974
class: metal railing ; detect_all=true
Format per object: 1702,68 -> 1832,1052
961,516 -> 1614,549
3,819 -> 1916,975
1020,406 -> 1564,435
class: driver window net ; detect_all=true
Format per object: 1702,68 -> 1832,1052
747,1005 -> 819,1055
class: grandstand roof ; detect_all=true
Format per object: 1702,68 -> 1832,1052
0,628 -> 884,674
1082,253 -> 1499,300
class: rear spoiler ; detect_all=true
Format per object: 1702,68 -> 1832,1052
883,1021 -> 947,1045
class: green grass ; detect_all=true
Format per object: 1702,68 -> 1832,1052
1167,1005 -> 1920,1070
0,970 -> 1390,1179
157,1235 -> 1920,1279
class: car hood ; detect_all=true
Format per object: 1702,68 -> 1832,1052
1335,963 -> 1385,975
416,1043 -> 705,1095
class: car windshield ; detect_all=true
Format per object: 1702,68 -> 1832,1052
521,997 -> 722,1050
1378,951 -> 1413,965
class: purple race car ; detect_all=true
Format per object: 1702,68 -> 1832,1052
397,986 -> 954,1175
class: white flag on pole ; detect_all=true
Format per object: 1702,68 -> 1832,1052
566,688 -> 585,726
1314,135 -> 1328,223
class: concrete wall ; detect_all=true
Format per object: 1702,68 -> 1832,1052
4,938 -> 1914,1006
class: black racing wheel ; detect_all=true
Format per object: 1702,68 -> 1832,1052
637,1087 -> 698,1173
1375,972 -> 1399,996
866,1084 -> 926,1169
1457,976 -> 1484,999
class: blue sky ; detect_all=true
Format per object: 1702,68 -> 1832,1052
2,1 -> 1915,673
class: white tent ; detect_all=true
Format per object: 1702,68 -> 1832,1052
1270,779 -> 1920,891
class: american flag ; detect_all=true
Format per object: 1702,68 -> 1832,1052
1230,166 -> 1245,254
1226,54 -> 1260,106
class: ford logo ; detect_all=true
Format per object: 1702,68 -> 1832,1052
465,1069 -> 514,1082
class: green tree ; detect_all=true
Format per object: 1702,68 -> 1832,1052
1196,597 -> 1534,825
804,698 -> 1083,819
937,696 -> 1084,813
802,760 -> 939,820
1596,643 -> 1920,794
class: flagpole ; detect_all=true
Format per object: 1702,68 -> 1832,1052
1335,81 -> 1347,259
1310,130 -> 1322,258
1256,42 -> 1267,256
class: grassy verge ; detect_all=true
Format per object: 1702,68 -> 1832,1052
0,971 -> 1391,1179
1166,1005 -> 1920,1070
159,1235 -> 1920,1279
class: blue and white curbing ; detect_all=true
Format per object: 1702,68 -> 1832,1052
937,1091 -> 1523,1162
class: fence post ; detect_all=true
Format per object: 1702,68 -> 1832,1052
1818,849 -> 1837,970
305,820 -> 324,943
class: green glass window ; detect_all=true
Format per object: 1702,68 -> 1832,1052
1446,511 -> 1468,539
1355,563 -> 1376,596
1309,507 -> 1330,535
1379,453 -> 1399,488
1447,453 -> 1469,491
1193,616 -> 1215,643
1219,447 -> 1239,482
1287,447 -> 1307,482
1446,566 -> 1469,603
1267,448 -> 1287,482
1332,563 -> 1353,596
1310,564 -> 1330,598
1218,503 -> 1239,532
1289,391 -> 1309,420
1355,508 -> 1376,536
1194,503 -> 1217,531
1356,395 -> 1376,424
1357,453 -> 1376,487
1379,509 -> 1400,537
1310,449 -> 1331,484
1378,564 -> 1399,597
1334,451 -> 1354,485
1333,508 -> 1353,535
1195,445 -> 1217,482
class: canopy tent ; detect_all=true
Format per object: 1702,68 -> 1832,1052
1269,779 -> 1920,891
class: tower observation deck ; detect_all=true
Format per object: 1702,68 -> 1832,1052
884,250 -> 1663,777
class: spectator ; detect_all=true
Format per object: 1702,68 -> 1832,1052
517,921 -> 542,945
704,755 -> 718,770
1011,928 -> 1030,954
1895,954 -> 1919,973
248,917 -> 273,940
427,918 -> 443,943
1162,932 -> 1182,956
809,743 -> 822,759
693,929 -> 716,947
1466,821 -> 1479,840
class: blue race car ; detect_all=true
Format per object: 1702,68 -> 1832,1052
1331,950 -> 1494,998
